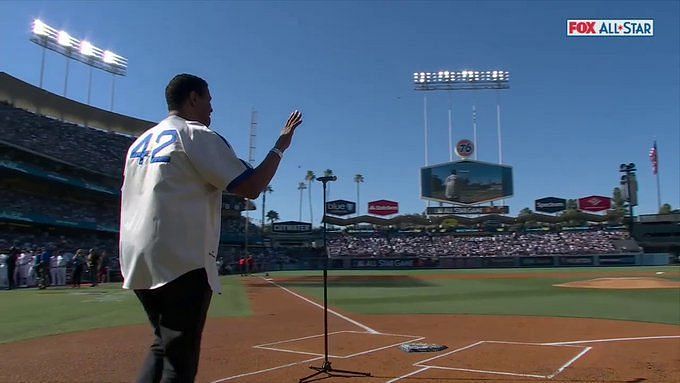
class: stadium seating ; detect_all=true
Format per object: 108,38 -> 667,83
328,230 -> 629,257
0,102 -> 134,177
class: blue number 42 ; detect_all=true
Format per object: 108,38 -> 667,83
129,130 -> 178,165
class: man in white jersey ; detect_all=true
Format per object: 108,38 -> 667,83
444,169 -> 458,200
120,74 -> 302,383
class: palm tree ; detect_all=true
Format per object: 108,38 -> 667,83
353,174 -> 364,216
305,170 -> 315,224
323,169 -> 334,200
261,185 -> 273,235
266,210 -> 279,227
297,182 -> 307,221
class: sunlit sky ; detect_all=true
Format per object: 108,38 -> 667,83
1,1 -> 678,226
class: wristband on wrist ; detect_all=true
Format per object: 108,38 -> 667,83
270,147 -> 284,159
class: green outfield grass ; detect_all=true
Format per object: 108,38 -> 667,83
0,266 -> 678,344
0,276 -> 251,344
271,266 -> 680,325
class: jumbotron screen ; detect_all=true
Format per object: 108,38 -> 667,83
420,160 -> 513,205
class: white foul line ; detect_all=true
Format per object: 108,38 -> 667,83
547,346 -> 592,379
209,356 -> 322,383
262,276 -> 380,334
344,335 -> 425,358
414,341 -> 485,365
386,367 -> 431,383
254,330 -> 424,359
542,335 -> 680,346
424,365 -> 547,379
410,340 -> 591,381
254,330 -> 347,348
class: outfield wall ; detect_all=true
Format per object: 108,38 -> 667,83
322,253 -> 672,270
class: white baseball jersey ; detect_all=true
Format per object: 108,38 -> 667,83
119,115 -> 252,293
445,174 -> 457,199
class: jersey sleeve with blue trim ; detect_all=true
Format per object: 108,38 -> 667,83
180,122 -> 253,190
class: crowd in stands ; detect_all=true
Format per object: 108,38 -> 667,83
327,230 -> 630,257
0,229 -> 117,256
0,187 -> 119,227
0,102 -> 134,177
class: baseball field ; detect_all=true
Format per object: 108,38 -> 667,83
1,266 -> 679,382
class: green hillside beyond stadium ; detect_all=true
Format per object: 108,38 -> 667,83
0,266 -> 677,344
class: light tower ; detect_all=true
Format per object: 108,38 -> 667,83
412,70 -> 509,165
244,110 -> 258,258
413,70 -> 510,209
30,19 -> 127,110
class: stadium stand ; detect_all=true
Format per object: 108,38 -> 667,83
0,101 -> 134,177
0,75 -> 255,284
328,230 -> 629,257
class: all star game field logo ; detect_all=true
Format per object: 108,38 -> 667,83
567,20 -> 654,37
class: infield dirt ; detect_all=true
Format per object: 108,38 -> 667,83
0,274 -> 678,382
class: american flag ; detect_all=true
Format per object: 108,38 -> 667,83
649,141 -> 659,175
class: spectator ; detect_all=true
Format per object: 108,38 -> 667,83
87,248 -> 100,287
71,249 -> 86,288
56,250 -> 67,286
98,250 -> 109,284
6,246 -> 19,289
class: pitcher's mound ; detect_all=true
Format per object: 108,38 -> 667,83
555,277 -> 680,289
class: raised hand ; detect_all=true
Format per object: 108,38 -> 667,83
275,110 -> 302,152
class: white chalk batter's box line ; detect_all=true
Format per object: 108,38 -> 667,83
386,335 -> 680,382
253,330 -> 424,359
413,340 -> 592,380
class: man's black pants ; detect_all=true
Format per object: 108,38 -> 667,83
134,268 -> 212,383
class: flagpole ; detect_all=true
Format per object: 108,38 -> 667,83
651,140 -> 661,211
656,169 -> 661,211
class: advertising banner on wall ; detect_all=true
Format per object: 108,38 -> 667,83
326,200 -> 356,216
535,197 -> 567,213
426,206 -> 509,215
272,221 -> 312,233
368,200 -> 399,216
578,195 -> 611,212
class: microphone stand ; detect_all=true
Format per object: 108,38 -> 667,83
299,175 -> 371,383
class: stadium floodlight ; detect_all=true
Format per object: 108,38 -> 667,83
57,31 -> 72,47
413,68 -> 511,209
103,50 -> 116,64
33,19 -> 48,36
80,41 -> 94,56
413,70 -> 510,90
29,19 -> 128,110
30,19 -> 127,76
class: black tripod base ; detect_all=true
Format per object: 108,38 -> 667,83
299,361 -> 371,383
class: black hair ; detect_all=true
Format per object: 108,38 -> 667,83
165,74 -> 209,111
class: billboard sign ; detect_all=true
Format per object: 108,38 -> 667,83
455,139 -> 475,159
272,221 -> 312,233
326,200 -> 356,216
535,197 -> 567,213
578,195 -> 611,212
420,160 -> 513,205
368,200 -> 399,216
427,206 -> 509,215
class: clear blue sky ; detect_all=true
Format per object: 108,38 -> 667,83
1,1 -> 678,226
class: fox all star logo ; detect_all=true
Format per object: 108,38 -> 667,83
567,20 -> 653,37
